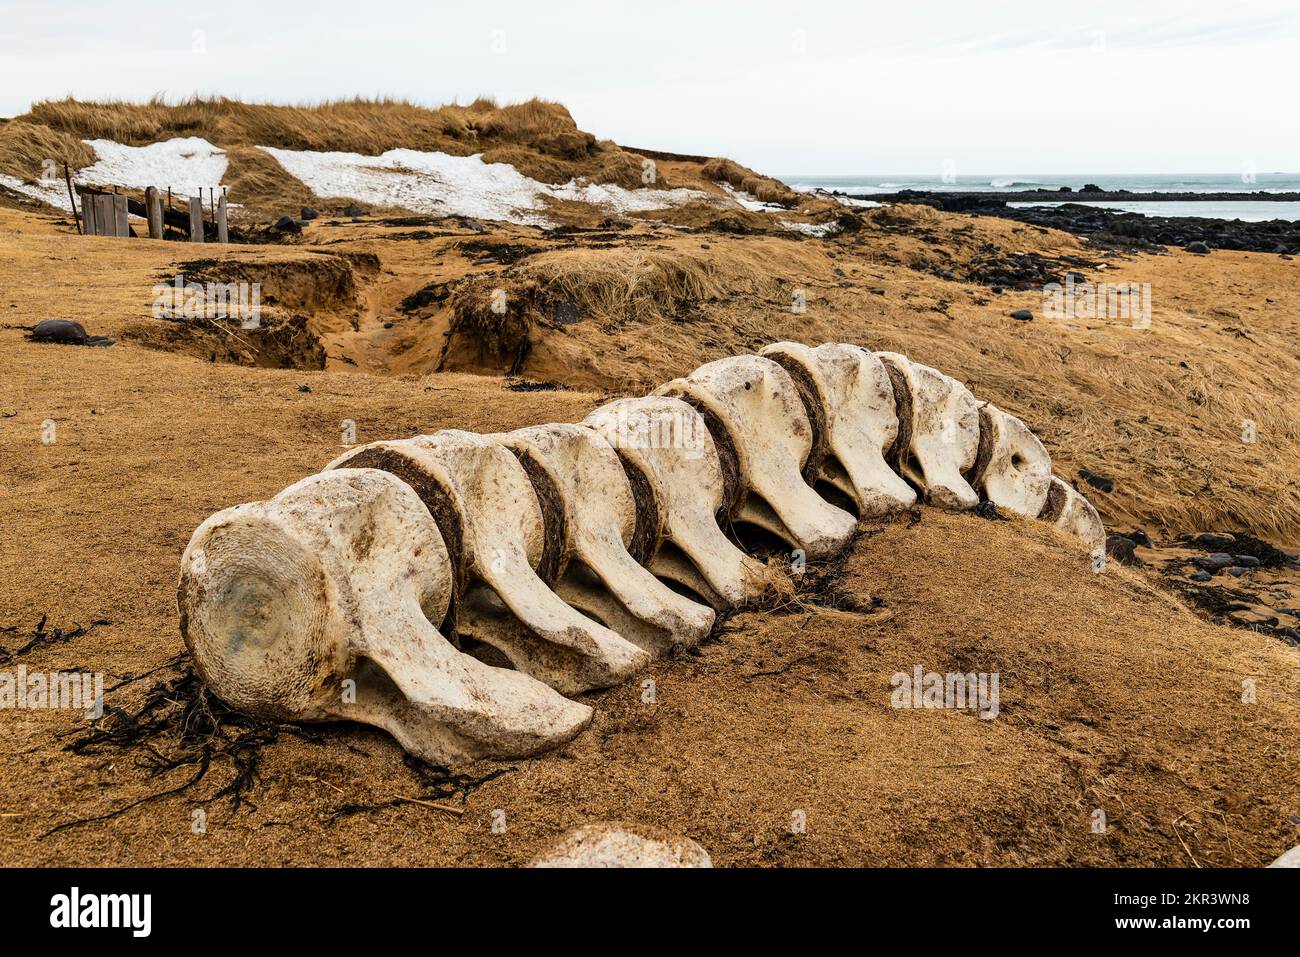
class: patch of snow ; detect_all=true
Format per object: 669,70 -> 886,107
261,145 -> 707,226
779,219 -> 839,237
720,183 -> 784,212
1,137 -> 228,212
0,173 -> 72,210
79,137 -> 228,192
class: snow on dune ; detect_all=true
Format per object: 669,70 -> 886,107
0,137 -> 228,212
260,145 -> 710,226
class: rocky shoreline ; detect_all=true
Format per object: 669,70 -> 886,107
843,190 -> 1300,254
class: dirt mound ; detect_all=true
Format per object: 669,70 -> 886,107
119,253 -> 370,370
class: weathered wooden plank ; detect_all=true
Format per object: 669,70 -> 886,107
145,186 -> 163,239
216,194 -> 229,243
113,194 -> 129,237
80,191 -> 97,235
188,195 -> 205,243
95,194 -> 114,236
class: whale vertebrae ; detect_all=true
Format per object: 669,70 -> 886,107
179,342 -> 1104,764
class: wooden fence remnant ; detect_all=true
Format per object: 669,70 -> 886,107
145,186 -> 163,239
189,195 -> 205,242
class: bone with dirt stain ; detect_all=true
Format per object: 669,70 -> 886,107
655,355 -> 858,559
970,404 -> 1053,518
327,431 -> 649,694
583,395 -> 785,608
494,423 -> 715,653
177,469 -> 592,765
761,341 -> 917,516
875,352 -> 982,509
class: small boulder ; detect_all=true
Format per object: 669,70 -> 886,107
343,203 -> 365,217
1233,554 -> 1261,568
272,215 -> 302,234
531,823 -> 712,868
1184,241 -> 1211,254
1010,308 -> 1033,321
28,319 -> 113,347
1195,532 -> 1235,549
1192,553 -> 1235,571
300,206 -> 318,221
1188,570 -> 1212,582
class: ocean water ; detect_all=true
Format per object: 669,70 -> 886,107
786,173 -> 1300,220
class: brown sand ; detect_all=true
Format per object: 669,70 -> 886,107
0,205 -> 1296,867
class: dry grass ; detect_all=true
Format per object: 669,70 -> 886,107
0,120 -> 95,182
701,156 -> 800,207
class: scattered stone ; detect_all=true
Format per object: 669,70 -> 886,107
271,215 -> 302,234
1010,308 -> 1033,321
297,385 -> 312,393
1192,553 -> 1235,571
1105,535 -> 1140,566
1077,469 -> 1114,493
343,203 -> 365,217
1195,532 -> 1235,549
1118,528 -> 1152,547
300,206 -> 318,221
1233,555 -> 1261,568
554,300 -> 581,326
27,319 -> 113,347
1226,566 -> 1250,577
1189,570 -> 1212,582
383,321 -> 394,329
530,824 -> 712,868
1184,241 -> 1211,254
1081,183 -> 1103,193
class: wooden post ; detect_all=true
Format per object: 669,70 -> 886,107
112,194 -> 129,237
80,190 -> 97,235
63,162 -> 82,234
145,186 -> 163,239
216,193 -> 229,243
188,195 -> 205,242
95,194 -> 114,236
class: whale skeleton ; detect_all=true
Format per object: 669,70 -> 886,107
179,342 -> 1105,764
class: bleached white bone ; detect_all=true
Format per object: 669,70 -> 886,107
971,404 -> 1053,518
875,352 -> 981,509
761,341 -> 917,516
1041,476 -> 1106,548
495,423 -> 715,653
328,431 -> 649,694
583,396 -> 783,607
177,469 -> 591,765
655,355 -> 857,559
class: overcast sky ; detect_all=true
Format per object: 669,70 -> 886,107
2,0 -> 1296,175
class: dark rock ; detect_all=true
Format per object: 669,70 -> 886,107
28,319 -> 113,347
300,206 -> 318,220
991,286 -> 1004,294
382,321 -> 394,329
297,385 -> 312,393
1233,554 -> 1261,568
1226,566 -> 1250,577
1081,183 -> 1103,193
1105,535 -> 1140,565
1195,532 -> 1235,549
461,218 -> 487,234
1119,528 -> 1152,547
1077,469 -> 1114,493
1184,241 -> 1211,254
1058,186 -> 1072,192
343,204 -> 365,217
272,215 -> 302,234
1192,553 -> 1235,571
554,300 -> 581,326
1189,570 -> 1212,582
1010,308 -> 1033,321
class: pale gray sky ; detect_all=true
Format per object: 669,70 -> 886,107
2,0 -> 1296,174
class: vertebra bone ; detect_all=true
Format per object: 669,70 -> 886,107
1040,476 -> 1106,549
495,423 -> 715,653
655,355 -> 858,558
876,352 -> 981,509
970,404 -> 1053,518
761,341 -> 917,516
328,431 -> 649,694
583,396 -> 783,607
177,469 -> 591,765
